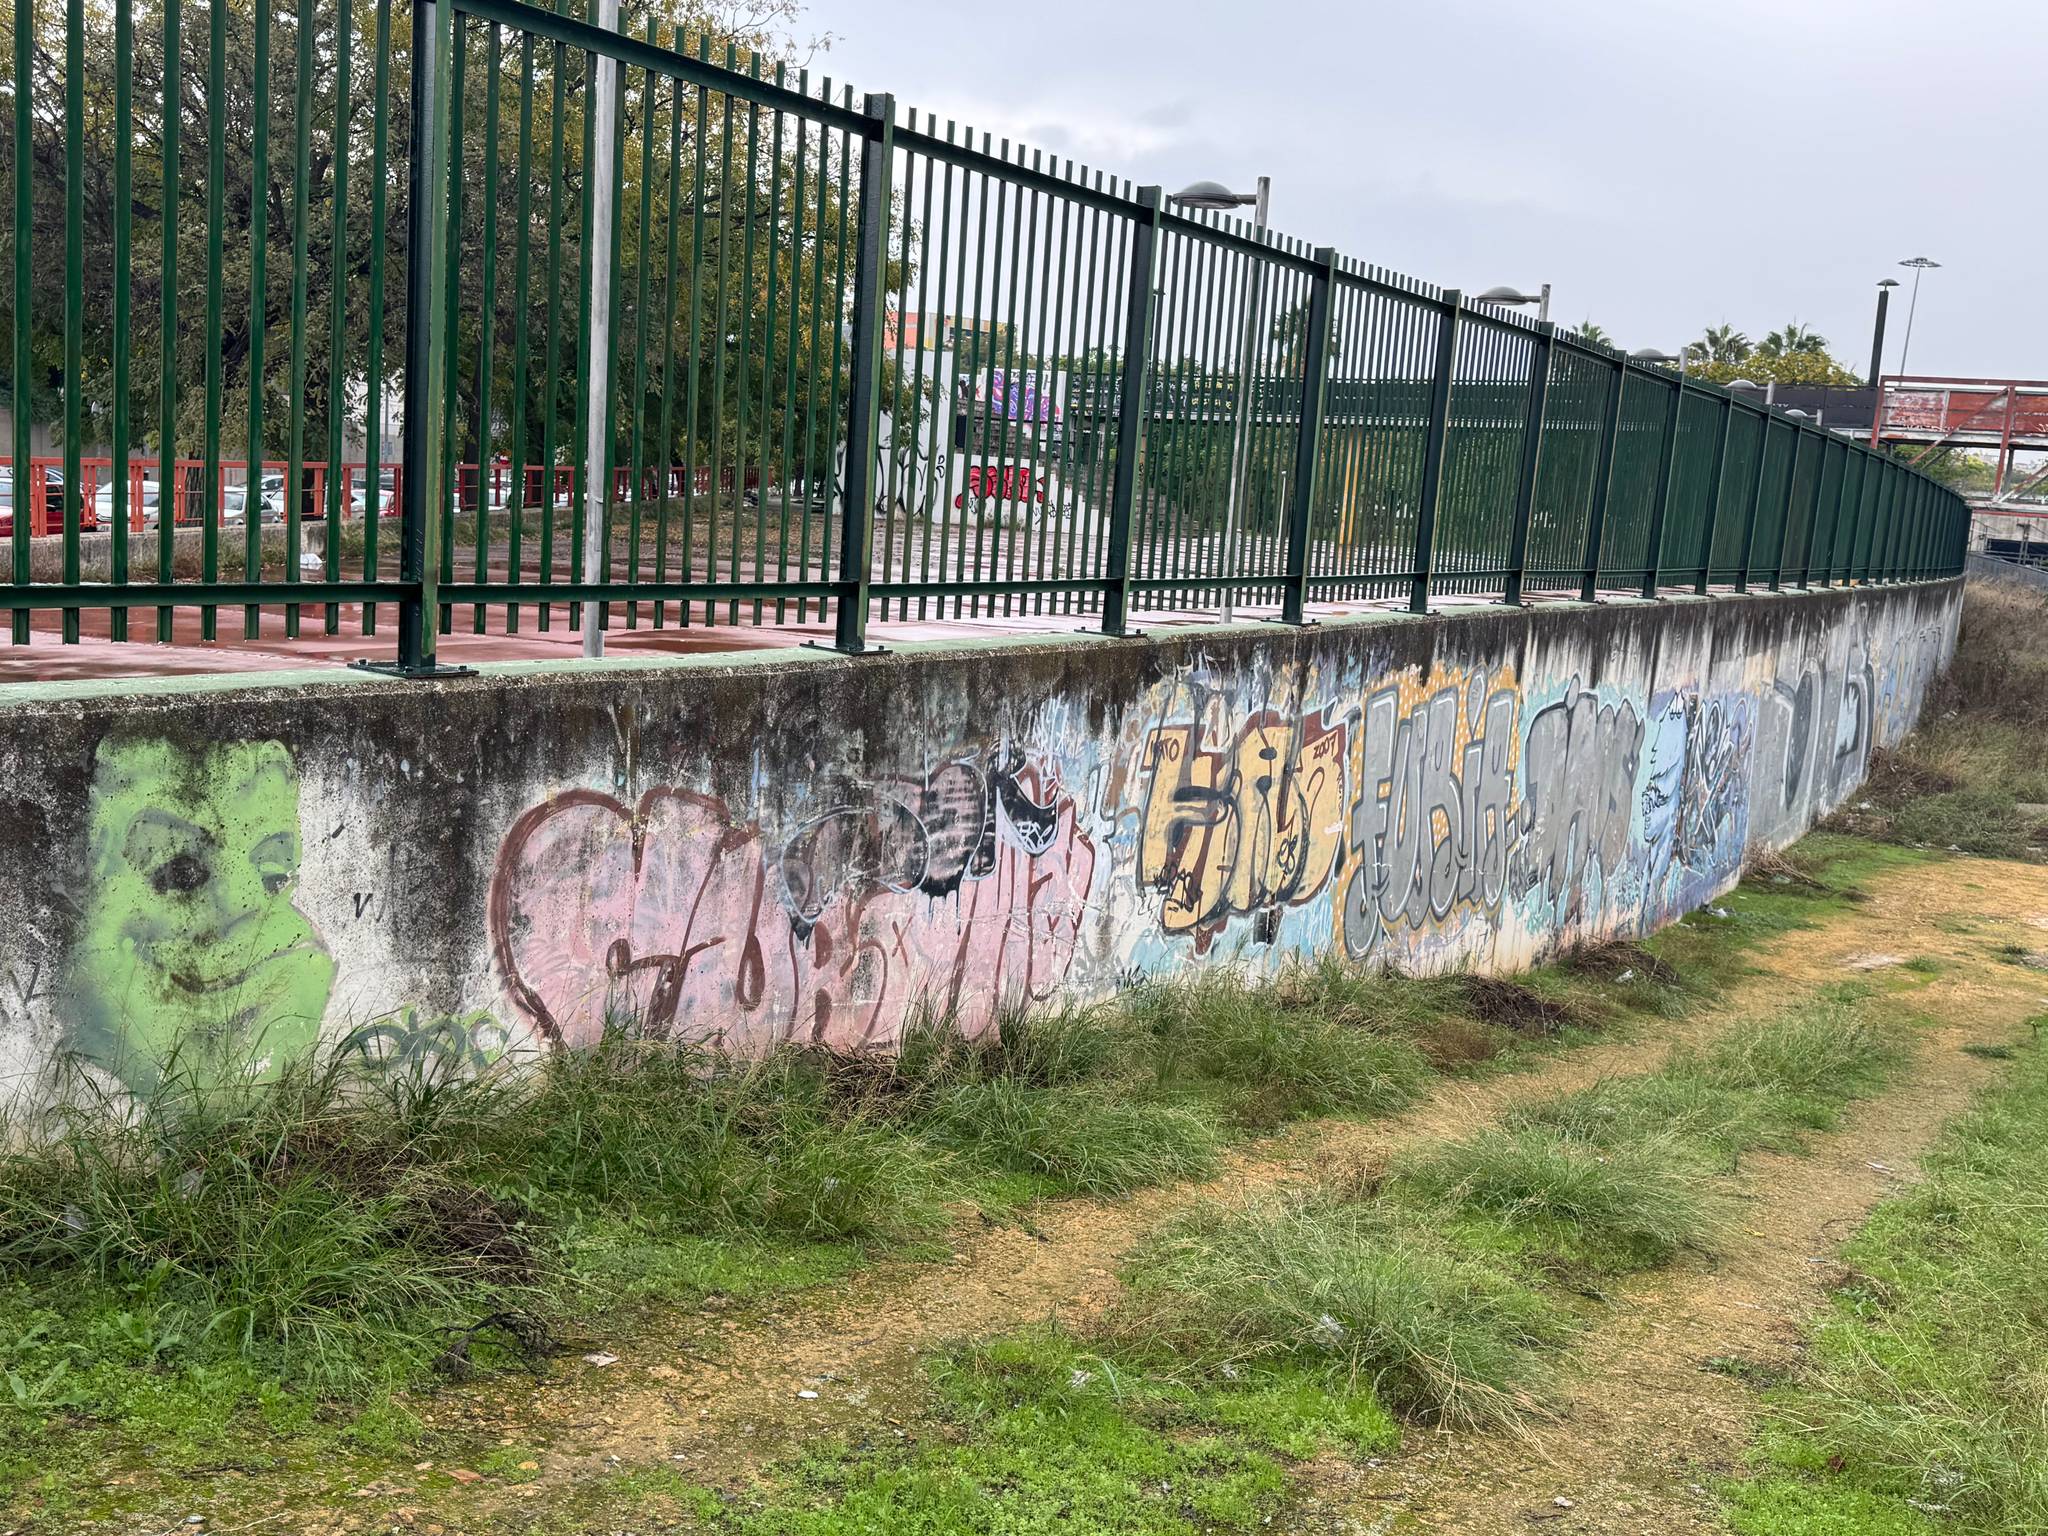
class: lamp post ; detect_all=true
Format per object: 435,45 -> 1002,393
1475,284 -> 1551,323
1897,256 -> 1940,377
1170,177 -> 1269,622
1631,346 -> 1685,379
1869,277 -> 1899,385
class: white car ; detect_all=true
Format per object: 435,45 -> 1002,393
93,479 -> 162,528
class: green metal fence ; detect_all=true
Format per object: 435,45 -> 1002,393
0,0 -> 1972,666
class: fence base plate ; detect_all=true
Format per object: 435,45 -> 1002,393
349,658 -> 480,680
1081,626 -> 1148,639
801,639 -> 889,657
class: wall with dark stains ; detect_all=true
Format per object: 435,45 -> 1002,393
0,581 -> 1961,1103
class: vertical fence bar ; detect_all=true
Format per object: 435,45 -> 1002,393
818,92 -> 894,654
200,0 -> 225,639
1102,186 -> 1161,637
283,0 -> 313,637
242,0 -> 270,638
1694,394 -> 1732,595
579,0 -> 621,652
1501,320 -> 1552,607
1408,289 -> 1461,614
380,0 -> 456,673
153,0 -> 177,640
1639,373 -> 1682,599
1770,428 -> 1802,590
1278,248 -> 1336,626
360,0 -> 393,636
1578,354 -> 1626,603
10,0 -> 29,643
323,0 -> 354,632
110,0 -> 133,639
1797,432 -> 1827,588
61,0 -> 84,641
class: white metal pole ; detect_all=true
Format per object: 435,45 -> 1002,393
1898,265 -> 1923,377
1219,174 -> 1269,624
580,0 -> 620,657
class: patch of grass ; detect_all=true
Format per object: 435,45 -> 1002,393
918,1080 -> 1221,1195
1390,1127 -> 1725,1272
1691,994 -> 1903,1132
1134,969 -> 1437,1129
1886,786 -> 2034,857
1723,1477 -> 1943,1536
1960,1042 -> 2016,1061
1902,955 -> 1944,975
1101,1193 -> 1568,1427
1832,583 -> 2048,858
1505,993 -> 1902,1189
1725,1021 -> 2048,1535
712,1331 -> 1293,1534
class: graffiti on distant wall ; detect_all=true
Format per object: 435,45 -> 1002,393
66,739 -> 335,1093
488,747 -> 1096,1053
40,597 -> 1958,1092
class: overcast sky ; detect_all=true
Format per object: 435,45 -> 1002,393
796,0 -> 2045,381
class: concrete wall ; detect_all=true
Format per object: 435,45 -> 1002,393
0,581 -> 1961,1104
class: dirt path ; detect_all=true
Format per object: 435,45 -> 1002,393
360,852 -> 2048,1536
1297,852 -> 2048,1535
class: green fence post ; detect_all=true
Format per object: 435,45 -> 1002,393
1277,248 -> 1337,626
1101,186 -> 1161,638
9,0 -> 28,644
1770,427 -> 1802,591
1835,450 -> 1867,589
816,92 -> 895,654
358,0 -> 468,677
1639,373 -> 1682,599
1409,288 -> 1462,614
1578,353 -> 1626,604
1735,411 -> 1769,593
1796,431 -> 1827,589
1693,393 -> 1732,595
61,0 -> 83,642
1502,320 -> 1553,607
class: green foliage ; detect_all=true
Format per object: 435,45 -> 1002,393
1726,1026 -> 2048,1534
1106,1193 -> 1569,1427
721,1332 -> 1292,1535
1131,969 -> 1437,1129
1392,1127 -> 1724,1271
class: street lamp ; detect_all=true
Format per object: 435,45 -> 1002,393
1631,346 -> 1686,380
1897,257 -> 1940,376
1869,278 -> 1900,384
1475,284 -> 1551,323
1169,177 -> 1271,623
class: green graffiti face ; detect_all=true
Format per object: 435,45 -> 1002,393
68,739 -> 334,1093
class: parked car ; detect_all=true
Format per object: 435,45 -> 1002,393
0,467 -> 96,536
93,478 -> 163,528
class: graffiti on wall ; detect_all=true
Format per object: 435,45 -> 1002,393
39,595 -> 1957,1091
66,739 -> 335,1093
1138,705 -> 1348,946
488,747 -> 1096,1053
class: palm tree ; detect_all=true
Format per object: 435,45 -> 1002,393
1576,320 -> 1613,348
1687,323 -> 1750,367
1758,322 -> 1828,359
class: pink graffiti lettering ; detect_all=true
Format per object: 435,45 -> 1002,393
488,756 -> 1095,1053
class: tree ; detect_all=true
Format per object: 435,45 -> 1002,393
0,0 -> 871,506
1756,321 -> 1828,359
1574,320 -> 1612,348
1686,323 -> 1749,368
